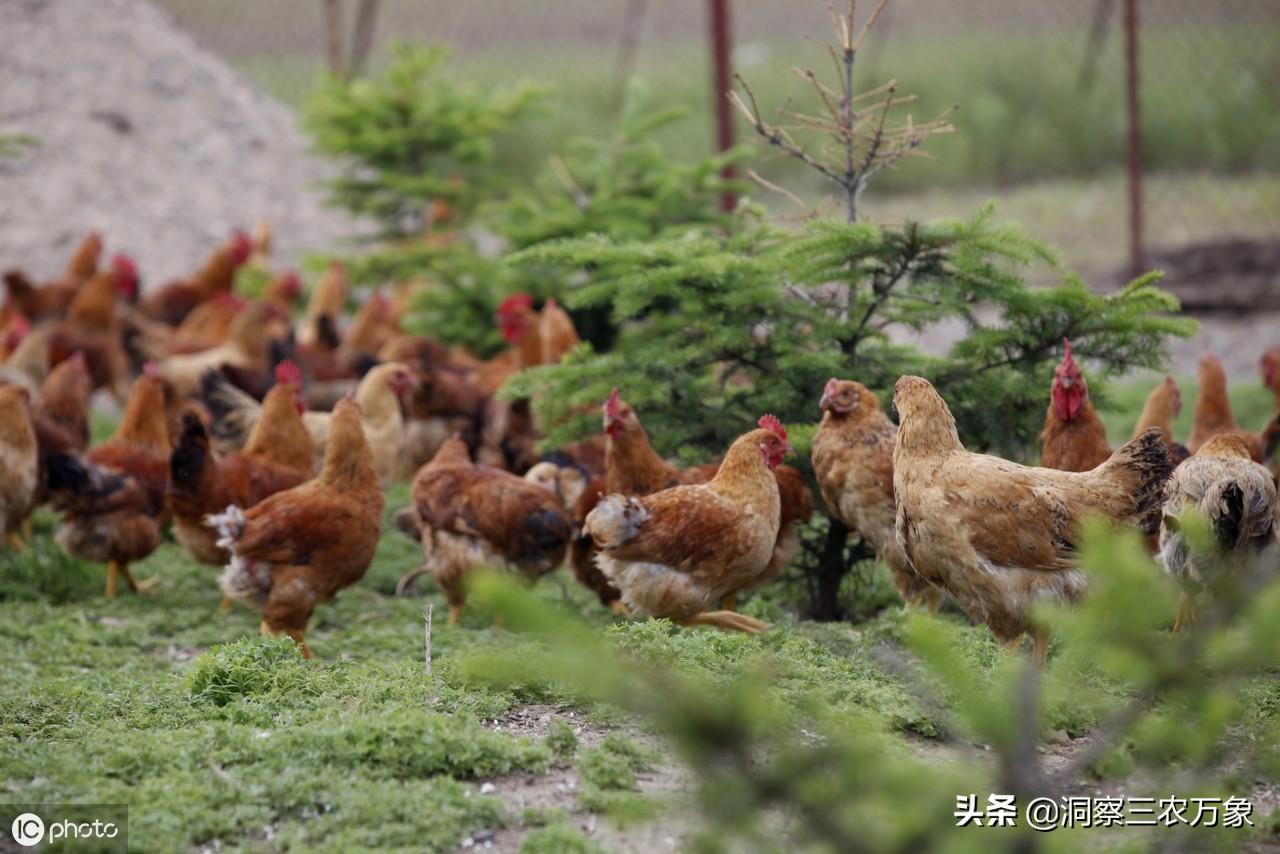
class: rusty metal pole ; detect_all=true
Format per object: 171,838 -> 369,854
1124,0 -> 1143,277
709,0 -> 736,211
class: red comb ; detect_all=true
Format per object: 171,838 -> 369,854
68,351 -> 87,370
143,361 -> 159,378
496,292 -> 534,317
1061,338 -> 1075,366
603,387 -> 621,418
275,360 -> 302,386
758,414 -> 787,441
823,378 -> 838,398
10,315 -> 30,337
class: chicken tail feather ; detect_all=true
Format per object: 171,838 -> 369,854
1094,427 -> 1174,533
584,494 -> 648,549
206,505 -> 271,608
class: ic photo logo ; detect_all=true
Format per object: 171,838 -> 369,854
4,805 -> 127,851
11,813 -> 43,846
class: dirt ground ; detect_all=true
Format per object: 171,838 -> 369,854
0,0 -> 357,284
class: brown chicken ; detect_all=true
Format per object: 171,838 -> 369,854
892,376 -> 1172,662
167,362 -> 314,567
28,353 -> 93,528
1039,340 -> 1111,472
262,270 -> 304,313
298,261 -> 349,350
394,436 -> 572,624
1158,433 -> 1277,631
141,231 -> 251,325
342,291 -> 399,362
46,258 -> 138,398
0,385 -> 39,551
157,300 -> 284,397
811,378 -> 937,611
3,231 -> 103,321
584,416 -> 791,634
209,396 -> 384,657
45,370 -> 171,597
1189,354 -> 1264,462
1132,375 -> 1189,465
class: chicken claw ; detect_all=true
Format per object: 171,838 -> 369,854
682,610 -> 769,635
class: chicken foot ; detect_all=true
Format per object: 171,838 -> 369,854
1172,592 -> 1198,633
104,560 -> 158,598
682,610 -> 769,635
260,620 -> 313,659
5,530 -> 26,552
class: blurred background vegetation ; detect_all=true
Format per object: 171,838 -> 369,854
156,0 -> 1279,283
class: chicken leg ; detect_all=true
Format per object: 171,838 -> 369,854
719,592 -> 738,612
682,610 -> 768,635
260,620 -> 313,659
609,600 -> 633,617
117,562 -> 158,594
1172,592 -> 1198,633
5,530 -> 26,552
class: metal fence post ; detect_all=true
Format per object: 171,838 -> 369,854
709,0 -> 736,211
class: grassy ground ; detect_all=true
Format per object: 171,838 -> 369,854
2,375 -> 1278,851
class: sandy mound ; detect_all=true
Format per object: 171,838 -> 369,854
0,0 -> 357,285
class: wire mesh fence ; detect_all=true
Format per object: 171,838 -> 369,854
157,0 -> 1279,286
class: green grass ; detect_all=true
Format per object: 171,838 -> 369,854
5,379 -> 1279,849
1098,371 -> 1275,448
242,26 -> 1280,199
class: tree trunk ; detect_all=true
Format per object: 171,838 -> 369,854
811,519 -> 851,621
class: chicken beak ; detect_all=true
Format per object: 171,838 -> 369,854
819,393 -> 832,411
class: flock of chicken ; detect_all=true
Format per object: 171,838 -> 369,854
0,228 -> 1275,661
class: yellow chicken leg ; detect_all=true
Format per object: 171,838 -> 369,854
1173,592 -> 1198,633
5,530 -> 26,552
285,629 -> 313,659
105,561 -> 119,599
719,592 -> 738,612
20,518 -> 32,541
682,610 -> 769,635
1002,635 -> 1025,655
447,604 -> 464,625
218,596 -> 233,615
609,600 -> 632,617
1031,629 -> 1050,667
118,563 -> 158,594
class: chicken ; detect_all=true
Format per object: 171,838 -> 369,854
298,261 -> 349,349
342,291 -> 399,362
164,294 -> 251,354
167,362 -> 314,567
400,362 -> 487,474
28,353 -> 93,526
538,298 -> 581,366
1132,375 -> 1189,465
202,361 -> 418,483
572,391 -> 810,611
892,376 -> 1173,662
208,396 -> 384,657
394,436 -> 572,623
46,258 -> 138,398
0,321 -> 49,394
1039,339 -> 1111,473
584,416 -> 791,634
3,231 -> 103,321
263,270 -> 304,313
156,300 -> 283,397
0,385 -> 39,551
811,378 -> 937,611
524,461 -> 589,514
140,231 -> 252,325
44,370 -> 171,597
1189,354 -> 1264,462
247,219 -> 274,272
1158,434 -> 1277,631
471,293 -> 543,396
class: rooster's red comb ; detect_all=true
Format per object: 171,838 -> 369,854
143,361 -> 159,378
275,359 -> 302,386
496,292 -> 534,317
757,414 -> 787,441
603,387 -> 621,418
823,377 -> 839,398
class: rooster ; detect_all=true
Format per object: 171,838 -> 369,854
1189,354 -> 1264,462
209,396 -> 384,658
1158,434 -> 1277,631
46,257 -> 138,399
584,415 -> 791,634
167,362 -> 314,568
811,378 -> 938,611
393,436 -> 572,624
0,384 -> 38,551
45,369 -> 171,597
1039,339 -> 1111,472
892,376 -> 1172,663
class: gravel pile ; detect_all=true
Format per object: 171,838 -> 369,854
0,0 -> 358,285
